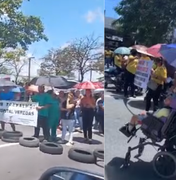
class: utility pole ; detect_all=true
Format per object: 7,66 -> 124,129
28,57 -> 34,82
90,68 -> 92,81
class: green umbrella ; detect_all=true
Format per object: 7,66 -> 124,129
114,47 -> 130,55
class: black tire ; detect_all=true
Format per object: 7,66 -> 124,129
153,151 -> 176,179
19,137 -> 39,147
68,148 -> 96,164
105,82 -> 108,88
93,149 -> 104,159
2,131 -> 23,139
0,129 -> 5,138
39,142 -> 63,155
1,136 -> 19,143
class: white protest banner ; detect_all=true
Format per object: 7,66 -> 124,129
134,60 -> 153,89
0,101 -> 38,127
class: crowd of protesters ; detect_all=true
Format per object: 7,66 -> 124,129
105,47 -> 170,111
0,85 -> 104,146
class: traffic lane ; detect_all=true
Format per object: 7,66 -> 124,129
105,91 -> 161,180
0,133 -> 104,180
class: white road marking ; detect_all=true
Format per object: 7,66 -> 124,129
0,132 -> 79,149
104,94 -> 113,98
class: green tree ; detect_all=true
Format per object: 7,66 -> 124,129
0,66 -> 12,74
4,48 -> 28,83
113,0 -> 176,46
39,48 -> 75,77
0,0 -> 47,50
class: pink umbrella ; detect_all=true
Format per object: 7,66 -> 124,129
74,81 -> 103,90
131,45 -> 148,51
147,44 -> 164,57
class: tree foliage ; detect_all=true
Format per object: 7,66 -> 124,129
39,48 -> 75,77
65,34 -> 103,82
4,48 -> 28,83
113,0 -> 176,46
0,66 -> 12,74
39,34 -> 104,81
0,0 -> 47,50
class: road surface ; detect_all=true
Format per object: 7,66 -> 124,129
0,125 -> 104,180
104,88 -> 175,180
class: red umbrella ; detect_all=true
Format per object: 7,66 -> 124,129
74,81 -> 103,89
147,44 -> 164,57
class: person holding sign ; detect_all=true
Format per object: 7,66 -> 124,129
0,87 -> 16,131
31,85 -> 51,141
47,90 -> 61,142
124,49 -> 139,98
146,57 -> 167,112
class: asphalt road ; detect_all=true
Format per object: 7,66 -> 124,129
0,125 -> 104,180
104,88 -> 175,180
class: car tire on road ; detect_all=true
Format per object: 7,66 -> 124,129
19,137 -> 39,147
39,142 -> 63,155
2,131 -> 23,139
68,148 -> 96,163
93,149 -> 104,160
1,136 -> 20,143
0,129 -> 5,138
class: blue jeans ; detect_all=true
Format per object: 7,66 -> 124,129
74,108 -> 82,130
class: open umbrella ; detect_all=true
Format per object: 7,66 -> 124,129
30,76 -> 70,88
147,44 -> 164,57
0,79 -> 16,87
131,45 -> 148,51
11,86 -> 25,93
160,44 -> 176,67
114,47 -> 130,55
74,81 -> 103,90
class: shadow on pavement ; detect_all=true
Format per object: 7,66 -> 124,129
105,157 -> 175,180
73,137 -> 102,145
127,100 -> 145,110
94,132 -> 104,137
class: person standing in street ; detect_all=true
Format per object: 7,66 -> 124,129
81,89 -> 96,144
105,47 -> 113,68
96,92 -> 104,134
0,87 -> 16,131
73,90 -> 83,132
124,49 -> 139,98
47,90 -> 61,142
61,92 -> 76,146
145,57 -> 167,112
31,85 -> 51,141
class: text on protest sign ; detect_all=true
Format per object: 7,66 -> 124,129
0,101 -> 38,127
134,60 -> 153,89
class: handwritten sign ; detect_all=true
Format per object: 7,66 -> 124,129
0,101 -> 38,127
134,60 -> 153,89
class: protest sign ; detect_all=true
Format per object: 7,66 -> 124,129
134,60 -> 153,89
0,101 -> 38,127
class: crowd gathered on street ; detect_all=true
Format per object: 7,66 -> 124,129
0,80 -> 104,146
105,44 -> 176,178
105,44 -> 176,136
